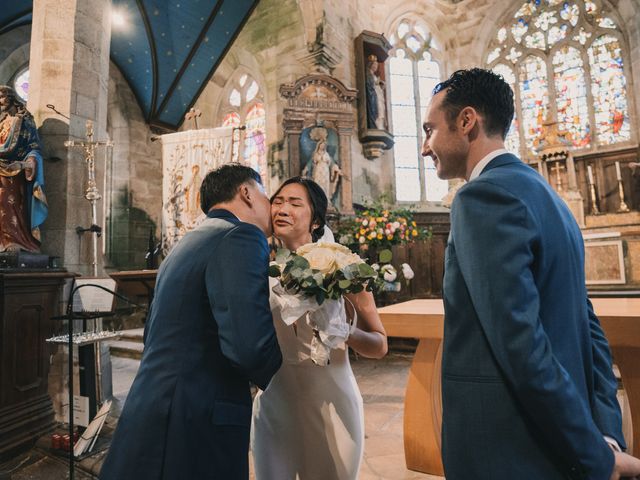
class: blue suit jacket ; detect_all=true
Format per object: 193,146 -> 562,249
441,154 -> 624,480
100,209 -> 282,480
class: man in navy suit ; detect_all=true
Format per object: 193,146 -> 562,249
100,164 -> 282,479
422,68 -> 640,479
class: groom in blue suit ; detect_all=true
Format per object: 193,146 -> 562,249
422,69 -> 640,479
100,164 -> 282,479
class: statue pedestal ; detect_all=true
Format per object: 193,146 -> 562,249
0,271 -> 74,461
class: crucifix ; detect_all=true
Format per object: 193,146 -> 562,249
64,120 -> 113,276
550,161 -> 565,192
185,107 -> 202,130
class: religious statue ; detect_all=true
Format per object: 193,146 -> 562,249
365,55 -> 387,130
0,86 -> 47,252
302,127 -> 343,206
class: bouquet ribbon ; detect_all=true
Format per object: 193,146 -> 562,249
271,283 -> 350,366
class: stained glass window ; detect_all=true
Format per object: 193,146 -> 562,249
388,21 -> 448,203
485,0 -> 633,159
13,68 -> 29,102
553,46 -> 590,147
589,35 -> 630,144
493,64 -> 521,155
220,74 -> 267,182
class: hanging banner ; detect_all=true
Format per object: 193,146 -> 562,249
160,127 -> 233,253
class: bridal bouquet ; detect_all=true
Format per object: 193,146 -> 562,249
269,242 -> 378,365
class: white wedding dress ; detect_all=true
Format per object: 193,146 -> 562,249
251,279 -> 364,480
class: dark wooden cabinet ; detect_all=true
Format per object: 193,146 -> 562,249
0,271 -> 73,461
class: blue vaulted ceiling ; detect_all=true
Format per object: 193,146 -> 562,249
0,0 -> 259,130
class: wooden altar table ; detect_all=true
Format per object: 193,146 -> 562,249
378,298 -> 640,476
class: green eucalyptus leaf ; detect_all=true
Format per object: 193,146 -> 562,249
379,249 -> 393,263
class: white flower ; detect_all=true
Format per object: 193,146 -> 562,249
295,242 -> 362,274
335,251 -> 363,269
383,270 -> 397,282
401,263 -> 415,280
339,235 -> 351,245
381,264 -> 397,282
372,263 -> 380,271
392,221 -> 400,229
359,236 -> 365,244
362,219 -> 368,226
303,248 -> 337,275
385,229 -> 391,235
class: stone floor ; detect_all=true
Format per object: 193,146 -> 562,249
0,351 -> 444,480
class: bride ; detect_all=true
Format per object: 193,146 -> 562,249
251,176 -> 388,480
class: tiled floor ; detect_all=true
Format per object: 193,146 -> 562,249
1,351 -> 444,479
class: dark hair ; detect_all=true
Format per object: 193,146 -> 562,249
271,176 -> 328,242
432,68 -> 514,140
199,163 -> 262,213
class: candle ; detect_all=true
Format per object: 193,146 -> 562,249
615,161 -> 622,181
587,165 -> 594,184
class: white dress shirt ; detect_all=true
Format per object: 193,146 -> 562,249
468,148 -> 510,181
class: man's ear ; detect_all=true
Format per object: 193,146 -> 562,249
459,107 -> 478,134
238,183 -> 252,207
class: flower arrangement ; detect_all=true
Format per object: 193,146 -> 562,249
336,204 -> 430,253
370,249 -> 415,292
269,241 -> 377,305
268,241 -> 379,365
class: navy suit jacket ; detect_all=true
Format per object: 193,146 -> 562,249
100,209 -> 282,480
441,154 -> 624,480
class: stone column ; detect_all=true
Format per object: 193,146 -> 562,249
27,0 -> 112,274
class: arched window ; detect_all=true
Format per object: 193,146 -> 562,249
13,67 -> 29,102
485,0 -> 632,159
220,73 -> 267,183
388,20 -> 448,203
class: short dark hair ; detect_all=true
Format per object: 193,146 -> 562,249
271,176 -> 328,242
200,163 -> 262,213
432,68 -> 514,139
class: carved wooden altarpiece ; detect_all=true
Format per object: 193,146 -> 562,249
280,74 -> 357,214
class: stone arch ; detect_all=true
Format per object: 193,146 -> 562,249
381,3 -> 450,71
0,25 -> 31,85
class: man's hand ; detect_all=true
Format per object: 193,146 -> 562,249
609,451 -> 640,480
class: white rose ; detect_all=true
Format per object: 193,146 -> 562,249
393,221 -> 400,229
302,247 -> 337,275
359,236 -> 365,244
385,229 -> 391,235
335,251 -> 363,269
401,263 -> 415,280
362,219 -> 368,226
296,242 -> 316,256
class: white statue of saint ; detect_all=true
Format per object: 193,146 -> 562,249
302,132 -> 343,204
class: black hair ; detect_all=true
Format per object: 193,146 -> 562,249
199,163 -> 262,213
432,68 -> 514,140
270,176 -> 328,242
